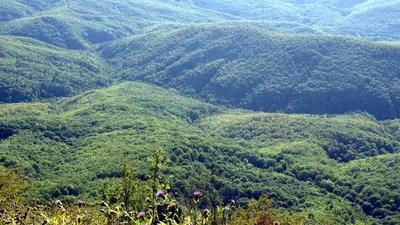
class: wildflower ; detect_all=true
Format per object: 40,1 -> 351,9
202,209 -> 210,218
230,199 -> 236,208
0,213 -> 2,218
174,192 -> 179,198
194,191 -> 200,200
77,200 -> 85,207
0,208 -> 6,213
156,190 -> 165,198
55,200 -> 62,206
137,211 -> 145,219
146,197 -> 151,203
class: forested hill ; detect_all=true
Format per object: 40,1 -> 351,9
1,25 -> 399,119
1,0 -> 400,223
0,36 -> 109,102
3,82 -> 400,223
0,0 -> 399,50
100,26 -> 400,120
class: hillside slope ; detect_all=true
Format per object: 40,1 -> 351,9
0,0 -> 398,50
0,36 -> 109,102
192,0 -> 400,40
199,111 -> 400,219
100,26 -> 400,120
1,25 -> 399,119
2,82 -> 400,222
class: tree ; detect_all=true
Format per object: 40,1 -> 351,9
148,148 -> 167,201
101,160 -> 150,211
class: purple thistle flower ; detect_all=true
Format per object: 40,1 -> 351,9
231,199 -> 235,205
156,190 -> 165,198
0,213 -> 2,218
55,200 -> 62,205
194,191 -> 200,200
77,200 -> 85,207
137,211 -> 145,219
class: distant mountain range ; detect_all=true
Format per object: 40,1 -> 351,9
1,0 -> 399,50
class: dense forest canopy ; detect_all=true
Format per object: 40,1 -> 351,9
2,82 -> 400,223
1,0 -> 400,224
100,26 -> 400,120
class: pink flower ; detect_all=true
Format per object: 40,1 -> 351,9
77,200 -> 85,207
137,211 -> 145,219
156,190 -> 165,198
194,191 -> 200,200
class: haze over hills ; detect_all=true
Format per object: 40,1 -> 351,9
0,0 -> 399,50
1,0 -> 400,224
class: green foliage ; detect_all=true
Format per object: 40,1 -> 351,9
148,148 -> 169,201
232,194 -> 276,225
0,187 -> 305,225
0,2 -> 399,223
0,82 -> 398,223
101,161 -> 150,212
100,25 -> 400,119
0,36 -> 109,102
0,168 -> 31,205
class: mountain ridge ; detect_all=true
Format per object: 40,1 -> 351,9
100,25 -> 400,120
1,0 -> 399,50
